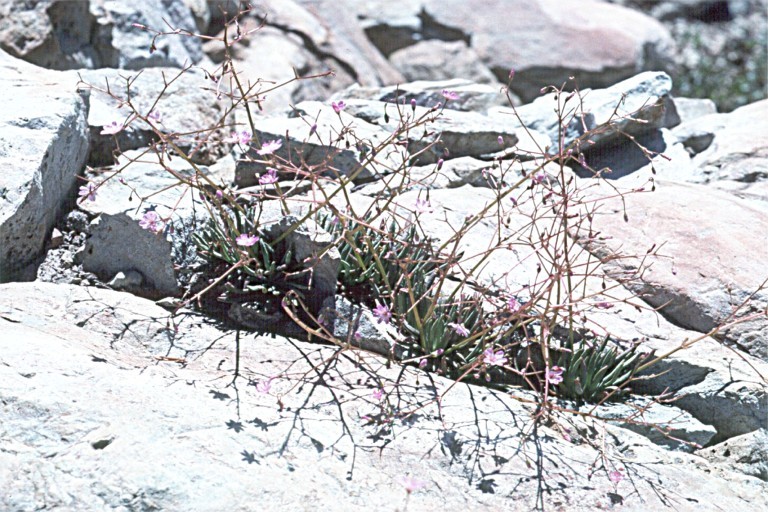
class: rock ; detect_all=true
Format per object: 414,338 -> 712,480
672,96 -> 718,123
575,127 -> 695,182
288,0 -> 405,86
1,281 -> 766,511
496,71 -> 680,159
184,0 -> 211,33
340,98 -> 519,165
75,67 -> 228,166
76,149 -> 220,298
233,101 -> 395,188
49,228 -> 64,249
0,0 -> 204,70
576,180 -> 768,361
352,0 -> 676,103
690,99 -> 768,192
107,269 -> 145,291
579,396 -> 717,451
81,213 -> 179,298
334,78 -> 511,113
0,51 -> 90,282
205,0 -> 403,118
698,429 -> 768,481
389,40 -> 501,87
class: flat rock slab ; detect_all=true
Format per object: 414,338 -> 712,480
577,180 -> 768,360
1,282 -> 765,511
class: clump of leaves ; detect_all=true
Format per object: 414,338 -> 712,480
320,210 -> 494,369
192,204 -> 310,309
319,212 -> 447,302
556,335 -> 654,403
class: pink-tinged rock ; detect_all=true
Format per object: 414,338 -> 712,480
352,0 -> 675,103
691,99 -> 768,194
576,180 -> 768,361
389,40 -> 500,87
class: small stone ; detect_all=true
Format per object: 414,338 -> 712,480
50,228 -> 64,249
108,270 -> 144,290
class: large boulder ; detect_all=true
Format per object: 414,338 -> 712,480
352,0 -> 676,103
576,179 -> 768,361
0,51 -> 89,282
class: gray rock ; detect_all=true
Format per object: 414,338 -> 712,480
576,180 -> 768,362
573,127 -> 694,181
389,41 -> 502,88
76,149 -> 219,297
234,101 -> 395,188
75,67 -> 228,166
340,98 -> 519,165
0,51 -> 90,282
82,213 -> 178,298
580,397 -> 717,451
0,0 -> 203,70
500,71 -> 680,160
1,281 -> 765,511
691,99 -> 768,193
352,0 -> 676,103
698,429 -> 768,481
672,97 -> 718,123
334,78 -> 511,113
107,269 -> 145,291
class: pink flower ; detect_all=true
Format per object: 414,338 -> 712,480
236,233 -> 260,247
609,469 -> 624,484
546,366 -> 564,385
596,301 -> 614,309
372,388 -> 384,401
331,100 -> 346,113
259,168 -> 279,185
399,475 -> 427,494
372,303 -> 392,324
256,379 -> 272,394
448,322 -> 469,337
139,211 -> 163,233
507,296 -> 521,313
257,139 -> 282,155
436,158 -> 444,171
414,198 -> 432,214
508,68 -> 515,81
483,347 -> 508,367
224,130 -> 252,145
441,90 -> 460,101
100,121 -> 124,135
148,110 -> 163,123
418,358 -> 427,369
78,183 -> 97,202
532,172 -> 546,184
497,135 -> 504,145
